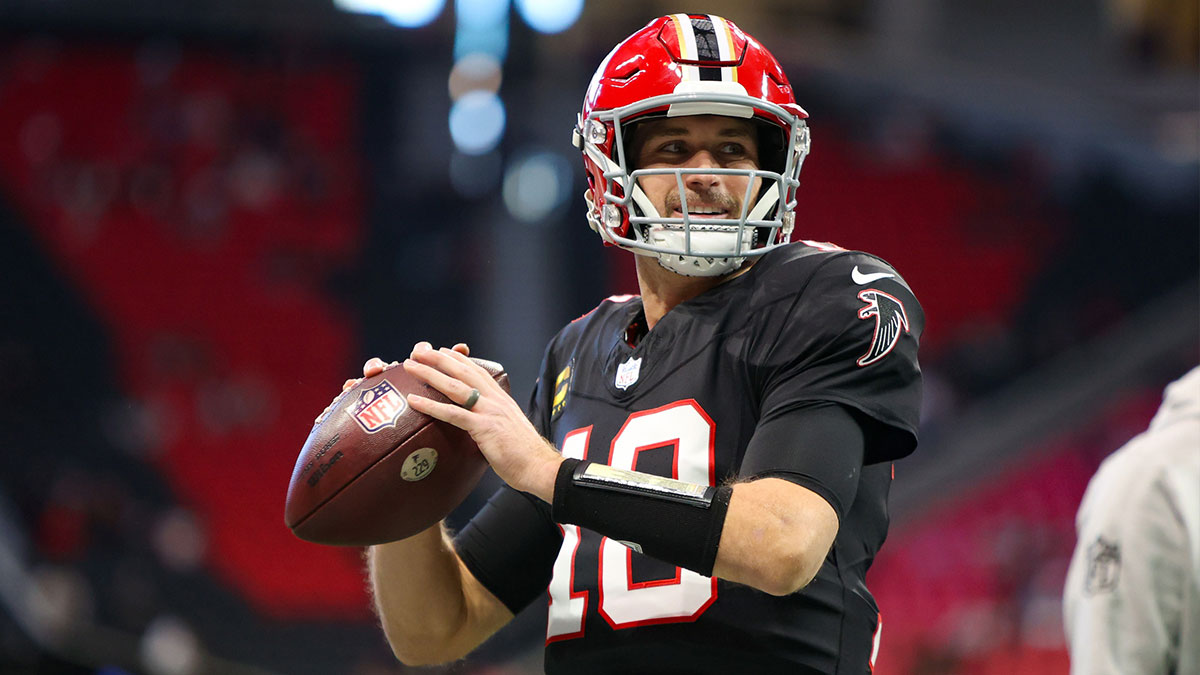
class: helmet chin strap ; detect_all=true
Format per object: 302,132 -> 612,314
650,237 -> 750,277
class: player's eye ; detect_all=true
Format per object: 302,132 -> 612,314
657,140 -> 685,154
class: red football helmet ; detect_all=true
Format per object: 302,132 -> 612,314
573,14 -> 810,276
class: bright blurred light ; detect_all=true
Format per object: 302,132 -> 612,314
140,615 -> 201,675
449,53 -> 502,100
27,565 -> 94,642
515,0 -> 583,34
454,24 -> 509,61
152,508 -> 207,573
503,150 -> 572,223
334,0 -> 446,28
449,91 -> 506,155
456,0 -> 508,30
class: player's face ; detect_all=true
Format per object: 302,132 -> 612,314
630,115 -> 761,224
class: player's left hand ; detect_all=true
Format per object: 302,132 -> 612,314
403,345 -> 563,503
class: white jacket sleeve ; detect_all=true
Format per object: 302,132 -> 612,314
1063,368 -> 1200,675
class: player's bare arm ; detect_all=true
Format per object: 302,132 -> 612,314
368,526 -> 513,665
715,478 -> 839,595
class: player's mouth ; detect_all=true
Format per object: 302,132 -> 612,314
671,206 -> 730,219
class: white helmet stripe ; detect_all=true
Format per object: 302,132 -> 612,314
670,14 -> 701,82
708,15 -> 738,84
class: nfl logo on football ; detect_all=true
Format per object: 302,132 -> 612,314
615,356 -> 642,390
350,380 -> 407,433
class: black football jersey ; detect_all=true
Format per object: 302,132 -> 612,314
455,240 -> 923,674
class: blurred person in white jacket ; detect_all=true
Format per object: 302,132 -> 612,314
1064,366 -> 1200,674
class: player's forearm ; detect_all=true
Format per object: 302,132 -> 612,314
552,461 -> 838,595
367,525 -> 496,665
712,478 -> 838,596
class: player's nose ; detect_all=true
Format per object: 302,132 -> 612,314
683,150 -> 720,191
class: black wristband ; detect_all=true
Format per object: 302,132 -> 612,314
551,458 -> 733,577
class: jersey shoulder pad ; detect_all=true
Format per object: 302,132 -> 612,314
755,243 -> 916,307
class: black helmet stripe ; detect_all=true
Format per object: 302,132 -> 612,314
690,16 -> 721,61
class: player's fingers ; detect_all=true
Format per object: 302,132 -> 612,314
363,357 -> 387,377
341,378 -> 359,392
406,393 -> 474,430
452,342 -> 470,356
403,358 -> 479,407
435,347 -> 499,388
409,347 -> 496,392
410,341 -> 433,357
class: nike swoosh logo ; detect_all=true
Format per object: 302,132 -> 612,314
852,266 -> 895,285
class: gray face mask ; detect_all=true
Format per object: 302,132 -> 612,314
576,92 -> 809,277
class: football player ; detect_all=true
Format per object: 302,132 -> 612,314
359,14 -> 923,674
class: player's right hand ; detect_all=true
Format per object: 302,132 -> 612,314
314,343 -> 471,424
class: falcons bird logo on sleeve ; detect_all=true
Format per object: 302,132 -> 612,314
856,289 -> 910,367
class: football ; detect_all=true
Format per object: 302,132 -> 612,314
285,358 -> 509,546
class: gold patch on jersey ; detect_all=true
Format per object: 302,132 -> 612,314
551,360 -> 573,420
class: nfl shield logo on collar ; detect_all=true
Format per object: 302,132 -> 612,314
615,356 -> 642,390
